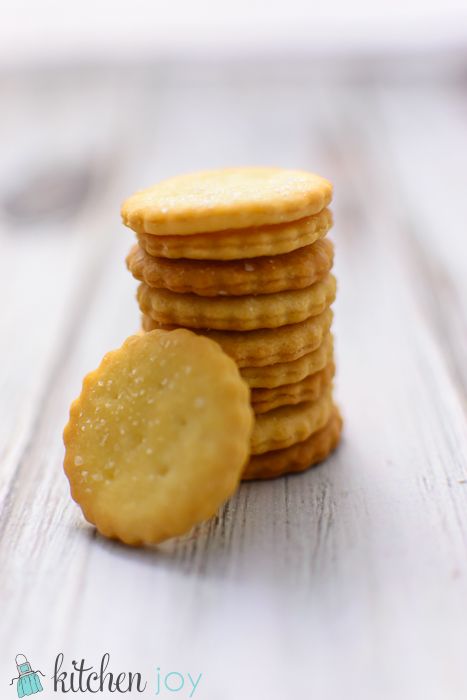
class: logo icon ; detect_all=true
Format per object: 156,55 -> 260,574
10,655 -> 45,697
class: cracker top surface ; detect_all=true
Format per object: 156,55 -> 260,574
63,329 -> 253,545
121,167 -> 332,236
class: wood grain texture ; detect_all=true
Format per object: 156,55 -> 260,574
0,64 -> 466,700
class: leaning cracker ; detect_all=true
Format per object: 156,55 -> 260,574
122,167 -> 333,236
126,238 -> 334,296
243,407 -> 342,480
137,274 -> 336,331
251,362 -> 335,414
63,329 -> 253,546
241,333 -> 333,388
142,308 -> 333,367
137,209 -> 332,260
251,389 -> 333,455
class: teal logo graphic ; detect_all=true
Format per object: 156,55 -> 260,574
10,655 -> 45,697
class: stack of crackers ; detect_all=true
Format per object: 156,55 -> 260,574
123,168 -> 342,480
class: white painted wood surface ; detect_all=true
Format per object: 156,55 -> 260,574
1,64 -> 467,699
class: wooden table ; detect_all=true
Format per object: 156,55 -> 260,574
1,61 -> 467,699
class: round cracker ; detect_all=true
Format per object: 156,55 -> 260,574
251,362 -> 335,414
63,329 -> 253,546
122,167 -> 332,236
243,408 -> 342,480
126,238 -> 334,296
142,308 -> 333,367
241,333 -> 333,388
251,389 -> 333,455
137,209 -> 332,260
137,274 -> 336,331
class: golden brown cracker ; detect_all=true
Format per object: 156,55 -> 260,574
63,329 -> 253,546
251,388 -> 333,455
122,167 -> 332,236
137,274 -> 336,331
126,238 -> 334,296
243,407 -> 342,480
241,333 -> 333,388
142,308 -> 333,367
251,362 -> 335,414
137,208 -> 332,261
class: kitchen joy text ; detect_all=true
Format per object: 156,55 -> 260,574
52,653 -> 202,697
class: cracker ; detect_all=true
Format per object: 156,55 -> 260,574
126,238 -> 334,296
241,333 -> 333,388
251,362 -> 335,414
122,167 -> 333,236
137,274 -> 336,331
142,308 -> 333,367
243,407 -> 342,480
137,209 -> 332,260
63,329 -> 253,546
251,388 -> 333,455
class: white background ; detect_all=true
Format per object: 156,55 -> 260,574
2,0 -> 467,64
